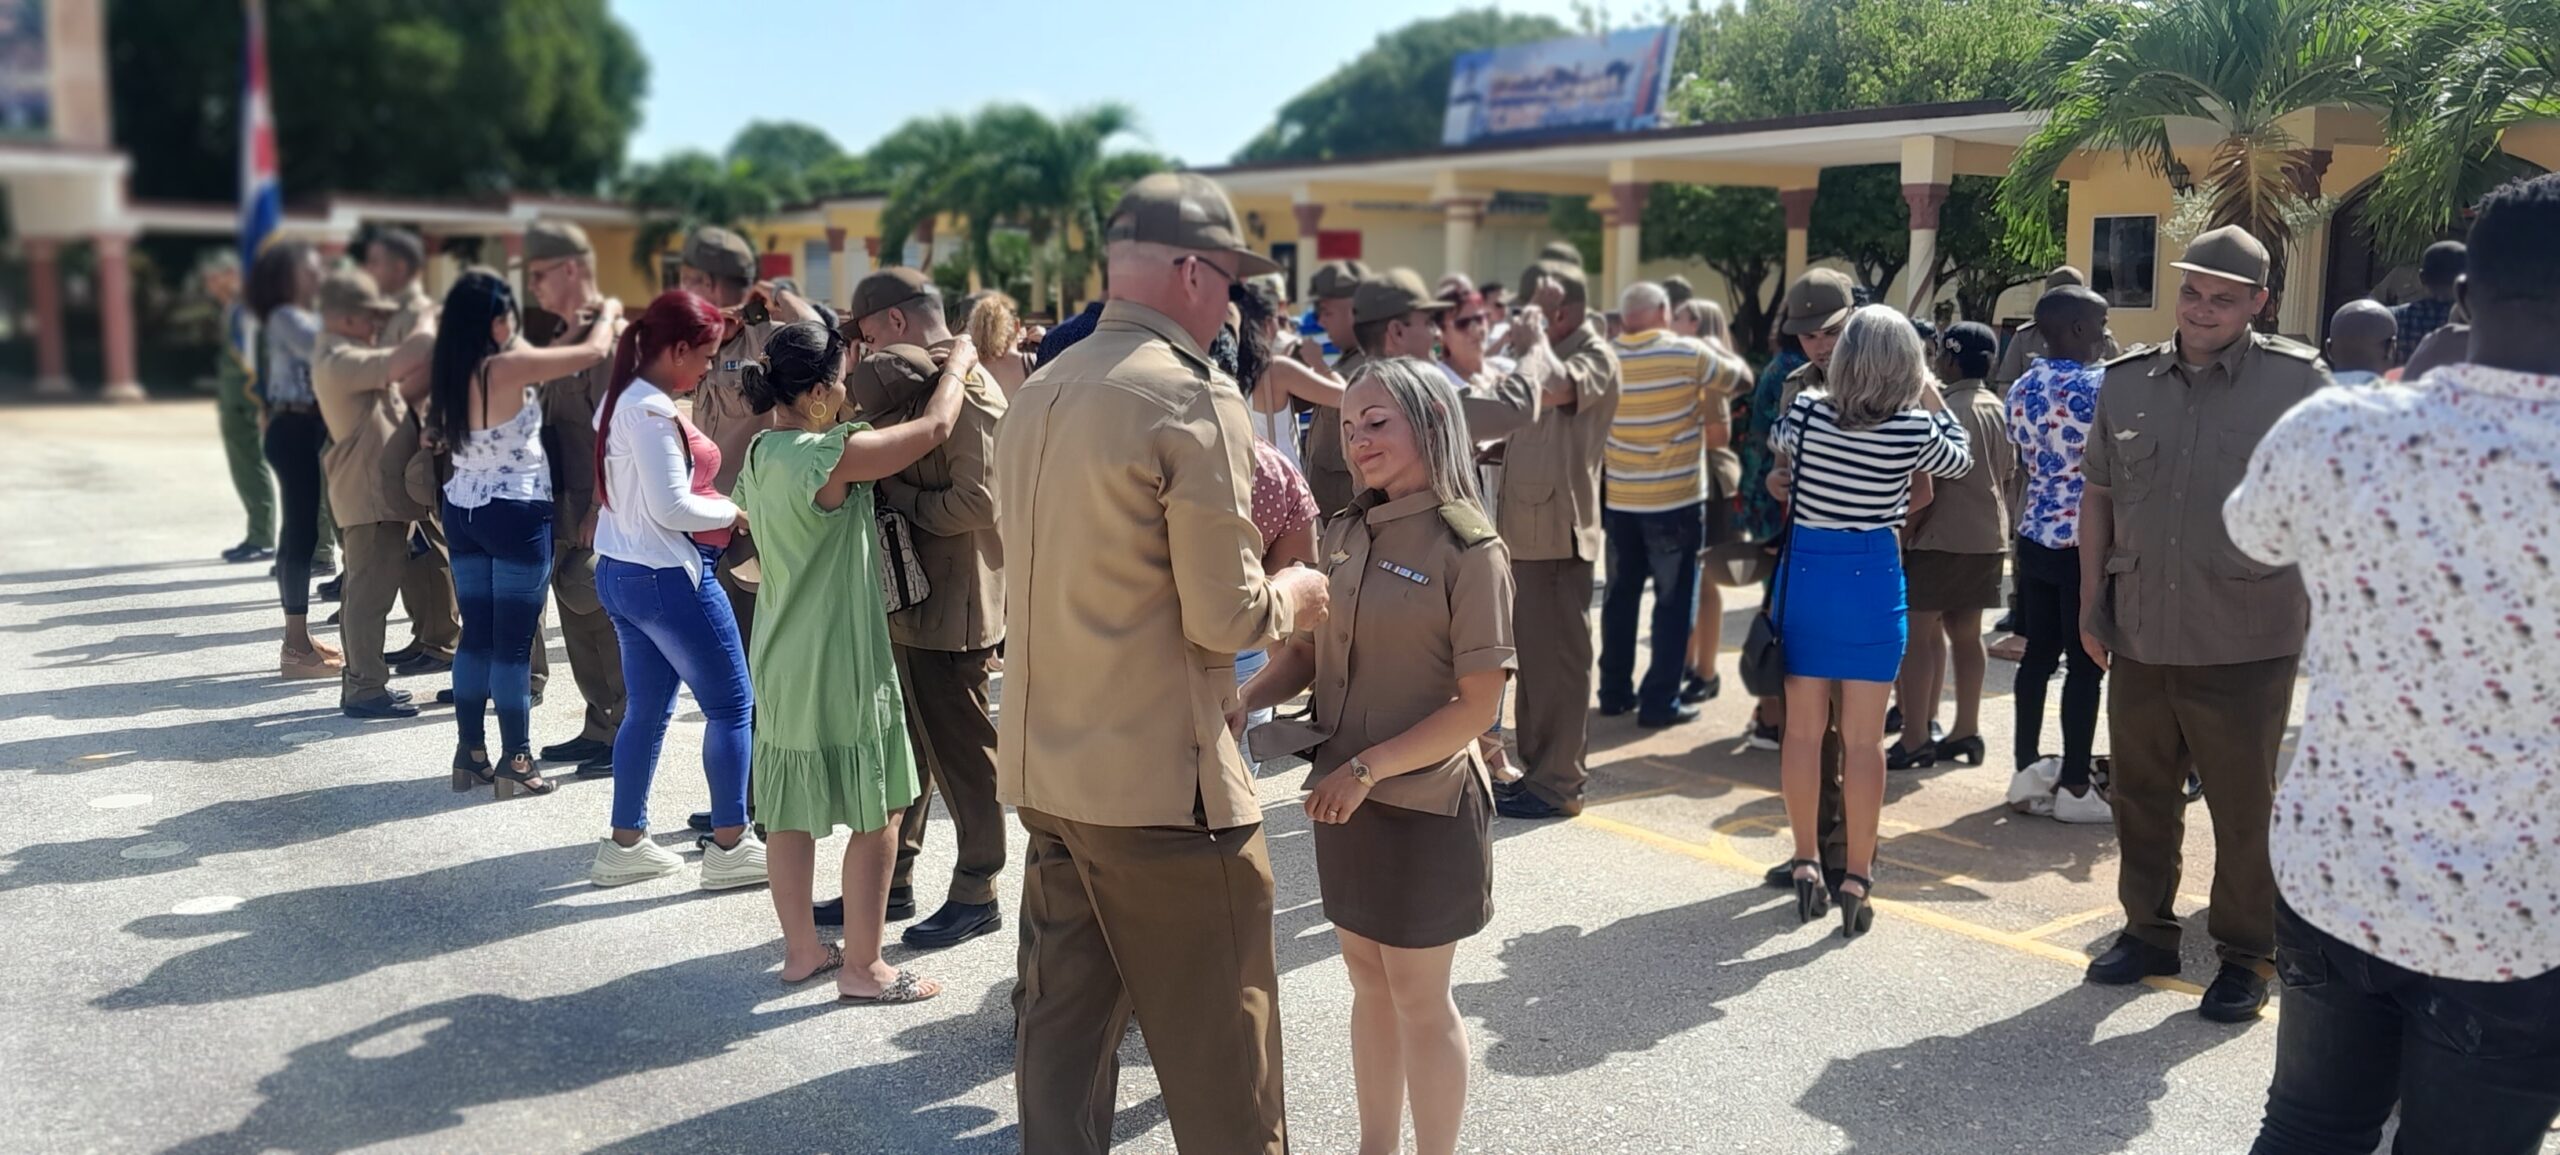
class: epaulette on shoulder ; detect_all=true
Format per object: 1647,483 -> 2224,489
2259,332 -> 2323,363
1437,502 -> 1498,547
2101,343 -> 2162,369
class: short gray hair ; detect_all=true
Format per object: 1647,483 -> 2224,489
1825,305 -> 1934,430
1620,281 -> 1669,314
1345,356 -> 1482,510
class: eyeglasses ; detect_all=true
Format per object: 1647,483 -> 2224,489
1177,254 -> 1237,289
1452,315 -> 1490,333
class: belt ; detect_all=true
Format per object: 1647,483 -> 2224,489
266,400 -> 320,415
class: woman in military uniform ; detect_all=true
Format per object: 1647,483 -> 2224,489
1234,356 -> 1514,1155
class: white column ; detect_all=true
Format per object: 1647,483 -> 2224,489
1440,197 -> 1485,281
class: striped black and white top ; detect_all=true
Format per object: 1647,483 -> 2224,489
1776,390 -> 1973,531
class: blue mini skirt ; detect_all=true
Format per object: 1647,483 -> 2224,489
1773,525 -> 1909,683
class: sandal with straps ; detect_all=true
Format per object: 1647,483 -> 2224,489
1838,872 -> 1876,940
1788,858 -> 1830,924
493,752 -> 555,799
781,943 -> 844,985
838,970 -> 940,1006
451,744 -> 496,792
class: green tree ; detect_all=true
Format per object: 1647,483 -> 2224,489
1671,0 -> 2058,123
1806,166 -> 1911,296
1641,183 -> 1785,357
2365,0 -> 2560,259
870,113 -> 981,271
1235,9 -> 1568,162
108,0 -> 646,201
726,121 -> 845,185
1936,175 -> 2065,322
618,152 -> 779,274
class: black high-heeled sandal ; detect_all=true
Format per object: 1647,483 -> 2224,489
493,752 -> 555,799
1936,734 -> 1986,767
1886,741 -> 1937,771
1838,872 -> 1876,939
1788,858 -> 1831,923
451,744 -> 495,792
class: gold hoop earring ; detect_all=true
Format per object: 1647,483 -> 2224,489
805,402 -> 828,422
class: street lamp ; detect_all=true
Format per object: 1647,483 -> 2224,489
2166,160 -> 2195,194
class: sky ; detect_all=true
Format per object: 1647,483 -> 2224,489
612,0 -> 1591,168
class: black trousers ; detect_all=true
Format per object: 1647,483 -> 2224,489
261,409 -> 327,617
2252,900 -> 2560,1154
2012,536 -> 2104,787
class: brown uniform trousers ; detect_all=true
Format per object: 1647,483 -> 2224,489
890,644 -> 1004,906
402,516 -> 460,659
1511,557 -> 1595,809
530,538 -> 625,742
1013,806 -> 1286,1155
337,522 -> 414,705
2106,653 -> 2297,975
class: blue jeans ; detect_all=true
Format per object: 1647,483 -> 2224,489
1599,503 -> 1703,717
597,546 -> 754,833
443,497 -> 554,757
2252,899 -> 2560,1154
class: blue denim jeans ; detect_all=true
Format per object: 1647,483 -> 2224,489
597,546 -> 754,833
442,497 -> 554,757
2252,899 -> 2560,1154
1599,503 -> 1704,717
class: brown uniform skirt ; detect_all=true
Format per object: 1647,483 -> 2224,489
1312,782 -> 1493,949
1903,549 -> 2006,613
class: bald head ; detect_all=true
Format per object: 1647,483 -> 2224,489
2326,298 -> 2398,375
2033,286 -> 2111,364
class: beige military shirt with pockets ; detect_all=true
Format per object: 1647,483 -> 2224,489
1494,320 -> 1620,562
2081,331 -> 2326,666
1906,378 -> 2015,554
993,301 -> 1305,830
529,312 -> 612,538
314,333 -> 428,529
1257,490 -> 1516,816
875,338 -> 1008,653
382,283 -> 434,347
691,321 -> 776,494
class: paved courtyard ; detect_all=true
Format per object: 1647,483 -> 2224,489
3,399 -> 2524,1154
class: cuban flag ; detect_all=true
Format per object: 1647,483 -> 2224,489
238,0 -> 281,272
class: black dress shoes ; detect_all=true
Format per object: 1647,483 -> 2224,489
687,810 -> 715,833
903,901 -> 1001,949
1679,671 -> 1721,705
1636,703 -> 1701,729
342,695 -> 419,719
1495,790 -> 1577,820
814,886 -> 915,926
2084,934 -> 2183,985
316,575 -> 343,602
2199,963 -> 2271,1023
395,652 -> 452,676
572,754 -> 614,780
383,644 -> 423,666
222,541 -> 274,564
1597,695 -> 1636,717
542,737 -> 613,765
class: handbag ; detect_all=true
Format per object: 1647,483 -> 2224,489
1739,404 -> 1803,698
876,506 -> 930,614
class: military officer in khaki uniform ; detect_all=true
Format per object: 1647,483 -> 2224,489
676,226 -> 818,643
310,268 -> 437,718
826,266 -> 1012,950
1297,259 -> 1369,513
2077,226 -> 2325,1023
513,221 -> 626,777
1992,266 -> 2122,387
1488,258 -> 1621,820
1349,266 -> 1566,439
996,172 -> 1326,1155
363,228 -> 461,674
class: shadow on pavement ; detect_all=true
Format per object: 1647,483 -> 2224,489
0,559 -> 216,590
0,598 -> 274,633
35,625 -> 291,666
0,707 -> 438,772
1798,984 -> 2243,1154
0,776 -> 486,895
0,574 -> 258,606
0,668 -> 317,723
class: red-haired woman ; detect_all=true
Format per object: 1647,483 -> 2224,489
586,291 -> 765,891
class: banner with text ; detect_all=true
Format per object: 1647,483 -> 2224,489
1441,26 -> 1679,148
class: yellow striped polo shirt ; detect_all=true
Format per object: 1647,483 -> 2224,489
1604,330 -> 1748,513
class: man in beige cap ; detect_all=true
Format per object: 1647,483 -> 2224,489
359,227 -> 461,678
1296,258 -> 1370,512
1490,257 -> 1622,820
676,225 -> 818,641
2076,224 -> 2326,1023
828,265 -> 1012,950
512,220 -> 626,778
1541,239 -> 1586,267
1993,265 -> 2122,387
1349,265 -> 1557,438
309,267 -> 437,718
996,170 -> 1326,1155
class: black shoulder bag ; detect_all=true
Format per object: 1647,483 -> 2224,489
1739,402 -> 1802,698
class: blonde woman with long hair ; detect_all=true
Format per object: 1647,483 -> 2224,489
1768,306 -> 1971,940
1235,356 -> 1513,1155
1671,296 -> 1734,352
962,291 -> 1037,397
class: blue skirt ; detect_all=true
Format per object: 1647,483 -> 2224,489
1773,525 -> 1908,683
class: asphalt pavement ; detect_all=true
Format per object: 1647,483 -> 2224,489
5,399 -> 2524,1154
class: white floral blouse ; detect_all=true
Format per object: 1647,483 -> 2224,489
442,385 -> 553,509
2224,364 -> 2560,981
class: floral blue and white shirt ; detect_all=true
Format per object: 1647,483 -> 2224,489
2004,357 -> 2105,549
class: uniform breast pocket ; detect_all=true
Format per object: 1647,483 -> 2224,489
2109,434 -> 2161,502
2208,552 -> 2301,638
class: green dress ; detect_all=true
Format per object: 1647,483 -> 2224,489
734,424 -> 921,836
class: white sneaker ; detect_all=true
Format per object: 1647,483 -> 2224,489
1744,722 -> 1784,752
590,837 -> 684,887
2006,757 -> 2063,814
2051,783 -> 2115,825
699,832 -> 769,891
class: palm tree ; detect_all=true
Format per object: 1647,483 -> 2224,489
1025,104 -> 1166,313
2364,0 -> 2560,258
620,151 -> 781,277
1998,0 -> 2403,297
871,114 -> 979,273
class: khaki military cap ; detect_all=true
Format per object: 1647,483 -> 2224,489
2043,265 -> 2088,290
522,221 -> 593,265
1310,260 -> 1369,300
1779,269 -> 1857,335
851,266 -> 934,325
1517,259 -> 1589,308
318,267 -> 397,316
683,226 -> 757,282
847,343 -> 940,418
1540,240 -> 1585,267
1352,268 -> 1454,326
1661,274 -> 1695,306
1106,172 -> 1279,277
2170,225 -> 2271,288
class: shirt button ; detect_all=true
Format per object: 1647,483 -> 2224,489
2169,582 -> 2178,591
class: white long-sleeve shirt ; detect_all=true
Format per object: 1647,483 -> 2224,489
593,380 -> 738,572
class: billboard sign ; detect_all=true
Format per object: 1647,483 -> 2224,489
0,0 -> 49,137
1442,26 -> 1679,148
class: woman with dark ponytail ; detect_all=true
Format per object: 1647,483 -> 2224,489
587,291 -> 765,890
426,269 -> 621,798
733,322 -> 976,1001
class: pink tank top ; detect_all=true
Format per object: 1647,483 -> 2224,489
674,412 -> 732,551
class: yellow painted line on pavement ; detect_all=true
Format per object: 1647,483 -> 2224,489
2018,905 -> 2123,942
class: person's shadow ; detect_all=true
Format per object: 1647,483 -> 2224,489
1457,884 -> 1831,1076
1797,984 -> 2242,1153
1,777 -> 487,896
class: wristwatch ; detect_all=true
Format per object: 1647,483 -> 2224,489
1347,756 -> 1375,788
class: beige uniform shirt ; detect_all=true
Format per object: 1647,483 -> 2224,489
1905,378 -> 2015,554
382,283 -> 433,346
1494,320 -> 1620,562
534,315 -> 612,537
1258,490 -> 1515,816
1303,350 -> 1361,514
1993,322 -> 2122,387
2081,332 -> 2326,666
314,333 -> 427,529
691,321 -> 777,494
994,301 -> 1305,829
874,338 -> 1008,653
